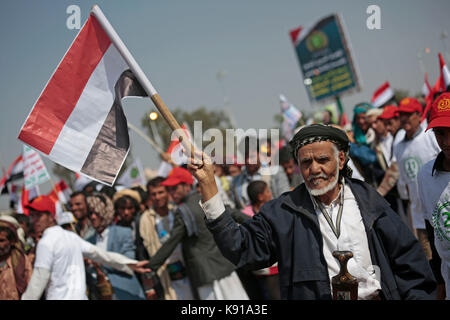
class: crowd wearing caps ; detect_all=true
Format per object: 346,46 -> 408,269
398,97 -> 423,114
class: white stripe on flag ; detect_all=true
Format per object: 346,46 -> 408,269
444,65 -> 450,88
422,83 -> 429,97
49,44 -> 128,172
372,87 -> 394,107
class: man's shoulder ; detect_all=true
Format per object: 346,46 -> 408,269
40,225 -> 63,242
418,158 -> 435,178
110,224 -> 133,237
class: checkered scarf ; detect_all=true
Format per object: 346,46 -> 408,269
289,124 -> 353,178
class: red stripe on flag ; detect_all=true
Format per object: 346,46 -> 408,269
371,82 -> 390,101
18,15 -> 111,154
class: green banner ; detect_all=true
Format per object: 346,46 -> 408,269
291,14 -> 360,102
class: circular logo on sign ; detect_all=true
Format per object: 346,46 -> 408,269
306,31 -> 328,52
403,156 -> 422,180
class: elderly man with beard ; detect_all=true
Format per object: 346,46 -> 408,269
189,124 -> 436,300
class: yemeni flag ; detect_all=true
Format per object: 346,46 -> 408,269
48,180 -> 72,205
0,155 -> 24,194
18,7 -> 148,186
438,52 -> 450,91
16,184 -> 40,215
371,82 -> 394,107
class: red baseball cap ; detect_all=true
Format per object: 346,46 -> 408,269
398,98 -> 423,114
26,195 -> 56,216
426,92 -> 450,131
161,167 -> 194,187
378,105 -> 399,120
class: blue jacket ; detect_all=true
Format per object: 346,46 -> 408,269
87,225 -> 145,300
206,178 -> 436,300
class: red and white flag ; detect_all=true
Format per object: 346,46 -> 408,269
0,155 -> 24,194
18,7 -> 150,186
48,180 -> 72,207
371,82 -> 394,107
438,52 -> 450,91
17,184 -> 40,216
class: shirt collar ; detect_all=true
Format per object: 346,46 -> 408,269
97,226 -> 109,240
432,152 -> 446,176
403,125 -> 423,142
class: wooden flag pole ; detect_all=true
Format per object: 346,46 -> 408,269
91,5 -> 196,159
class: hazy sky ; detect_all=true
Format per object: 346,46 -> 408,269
1,0 -> 449,209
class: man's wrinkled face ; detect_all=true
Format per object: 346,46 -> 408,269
433,127 -> 450,160
297,141 -> 344,196
0,231 -> 11,258
70,194 -> 88,220
149,185 -> 169,210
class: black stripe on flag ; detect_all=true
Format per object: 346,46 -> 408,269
80,70 -> 146,185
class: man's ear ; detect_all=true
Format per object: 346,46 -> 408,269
338,151 -> 346,171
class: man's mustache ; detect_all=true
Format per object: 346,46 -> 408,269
307,173 -> 329,185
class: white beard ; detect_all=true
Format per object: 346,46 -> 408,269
304,164 -> 340,197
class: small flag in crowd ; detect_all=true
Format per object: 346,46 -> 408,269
422,72 -> 432,97
16,185 -> 40,215
0,155 -> 24,194
157,123 -> 193,177
117,157 -> 146,187
18,8 -> 147,186
47,180 -> 72,206
438,52 -> 450,91
371,82 -> 394,107
280,94 -> 302,142
23,145 -> 50,190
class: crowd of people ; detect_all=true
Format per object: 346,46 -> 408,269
0,88 -> 449,300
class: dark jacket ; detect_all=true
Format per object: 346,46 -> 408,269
206,178 -> 436,300
148,191 -> 236,288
